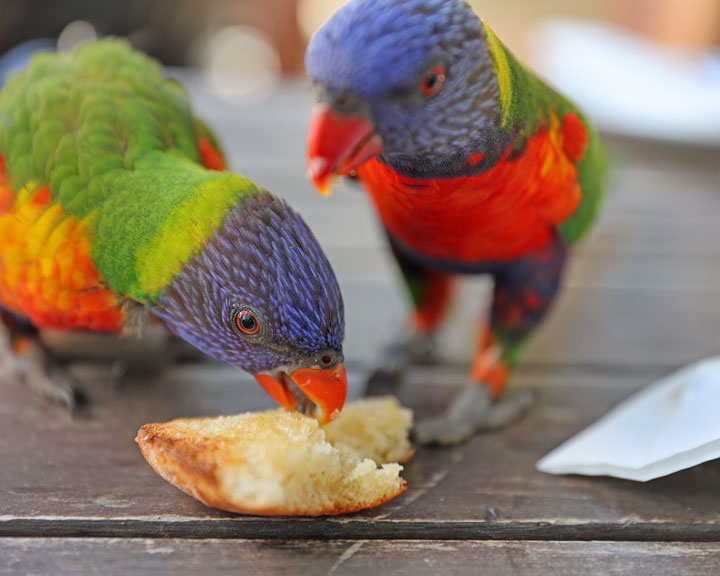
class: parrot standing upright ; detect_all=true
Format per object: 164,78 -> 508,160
305,0 -> 607,443
0,39 -> 347,422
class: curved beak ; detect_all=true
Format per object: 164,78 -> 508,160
306,103 -> 383,195
255,363 -> 347,424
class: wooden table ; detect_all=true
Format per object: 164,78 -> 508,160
2,78 -> 720,575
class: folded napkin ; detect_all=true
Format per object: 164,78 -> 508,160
537,357 -> 720,481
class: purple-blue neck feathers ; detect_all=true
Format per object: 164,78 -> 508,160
152,192 -> 344,374
306,0 -> 508,178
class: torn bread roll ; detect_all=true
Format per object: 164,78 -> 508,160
136,397 -> 414,516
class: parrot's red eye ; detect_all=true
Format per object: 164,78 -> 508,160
231,304 -> 267,340
322,355 -> 332,365
235,310 -> 260,335
420,66 -> 446,97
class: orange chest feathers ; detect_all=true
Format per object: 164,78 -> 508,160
0,156 -> 124,331
0,136 -> 226,332
358,112 -> 587,263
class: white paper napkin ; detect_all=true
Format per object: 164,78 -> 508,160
537,357 -> 720,481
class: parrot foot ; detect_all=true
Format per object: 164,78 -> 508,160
413,385 -> 535,446
20,357 -> 81,415
0,328 -> 82,415
366,331 -> 438,396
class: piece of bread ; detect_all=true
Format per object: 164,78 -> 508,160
136,397 -> 413,516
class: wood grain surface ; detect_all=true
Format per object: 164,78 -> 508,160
3,539 -> 720,576
2,77 -> 720,574
2,365 -> 720,542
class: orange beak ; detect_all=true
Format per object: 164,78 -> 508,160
306,104 -> 382,195
254,363 -> 348,424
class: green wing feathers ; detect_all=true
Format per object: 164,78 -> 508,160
95,152 -> 257,301
482,23 -> 607,246
0,39 -> 200,202
0,38 -> 258,302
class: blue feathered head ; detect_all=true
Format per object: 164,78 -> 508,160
306,0 -> 502,182
154,192 -> 347,423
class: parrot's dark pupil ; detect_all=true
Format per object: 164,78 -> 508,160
322,355 -> 332,365
240,315 -> 257,331
426,75 -> 437,89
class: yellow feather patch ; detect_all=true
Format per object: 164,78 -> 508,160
482,22 -> 512,128
133,175 -> 250,296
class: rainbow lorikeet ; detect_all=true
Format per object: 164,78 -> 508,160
0,39 -> 346,422
305,0 -> 607,443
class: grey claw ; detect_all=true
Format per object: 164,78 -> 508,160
478,388 -> 536,431
413,385 -> 536,446
0,324 -> 84,416
25,365 -> 80,415
413,419 -> 477,445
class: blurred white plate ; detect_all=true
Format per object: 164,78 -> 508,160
531,18 -> 720,147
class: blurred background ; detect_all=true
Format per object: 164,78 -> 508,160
1,0 -> 720,375
3,0 -> 720,67
1,0 -> 719,145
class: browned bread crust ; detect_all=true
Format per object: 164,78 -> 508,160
136,398 -> 413,516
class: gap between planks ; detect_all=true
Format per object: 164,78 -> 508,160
1,518 -> 719,542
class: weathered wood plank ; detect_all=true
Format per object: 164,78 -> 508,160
332,275 -> 720,368
1,364 -> 719,540
523,282 -> 720,367
3,539 -> 720,576
1,76 -> 719,549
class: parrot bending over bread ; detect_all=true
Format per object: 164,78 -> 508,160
305,0 -> 607,442
0,39 -> 347,422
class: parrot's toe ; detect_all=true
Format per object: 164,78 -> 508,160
477,387 -> 536,430
23,361 -> 82,415
0,328 -> 84,416
413,418 -> 477,446
412,384 -> 536,446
